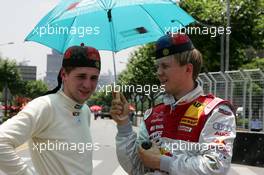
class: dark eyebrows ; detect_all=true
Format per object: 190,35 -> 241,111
91,75 -> 99,80
76,73 -> 86,77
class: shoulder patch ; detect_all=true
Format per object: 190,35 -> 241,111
218,106 -> 232,116
204,97 -> 224,115
143,108 -> 153,120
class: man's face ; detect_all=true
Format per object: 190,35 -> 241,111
156,55 -> 192,98
62,67 -> 99,104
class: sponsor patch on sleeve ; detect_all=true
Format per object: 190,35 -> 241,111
218,107 -> 232,116
214,131 -> 231,136
213,122 -> 232,132
143,108 -> 153,120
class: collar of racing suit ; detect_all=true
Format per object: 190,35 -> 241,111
163,83 -> 204,108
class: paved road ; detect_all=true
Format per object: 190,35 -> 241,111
1,116 -> 264,175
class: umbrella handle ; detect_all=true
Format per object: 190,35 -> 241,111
113,91 -> 129,121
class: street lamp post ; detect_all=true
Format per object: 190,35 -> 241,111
0,42 -> 14,46
225,0 -> 230,71
221,33 -> 225,72
3,62 -> 8,119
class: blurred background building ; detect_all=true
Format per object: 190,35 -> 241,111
17,65 -> 37,81
44,49 -> 62,89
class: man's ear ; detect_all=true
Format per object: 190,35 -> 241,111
60,68 -> 66,80
186,63 -> 193,76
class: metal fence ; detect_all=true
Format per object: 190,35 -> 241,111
198,69 -> 264,132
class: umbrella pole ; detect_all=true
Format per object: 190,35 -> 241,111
107,9 -> 117,83
111,51 -> 117,82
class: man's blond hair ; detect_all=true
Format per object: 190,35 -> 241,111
173,49 -> 203,81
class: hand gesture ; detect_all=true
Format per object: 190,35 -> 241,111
110,91 -> 130,125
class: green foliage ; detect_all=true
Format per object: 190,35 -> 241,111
119,44 -> 157,102
179,0 -> 264,71
118,44 -> 161,110
240,58 -> 264,70
0,58 -> 24,95
24,80 -> 48,99
87,90 -> 112,108
0,57 -> 48,100
250,82 -> 263,97
236,117 -> 249,129
119,44 -> 159,87
180,0 -> 225,25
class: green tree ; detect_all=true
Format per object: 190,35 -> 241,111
24,80 -> 48,99
0,58 -> 24,96
119,44 -> 158,86
87,90 -> 112,108
118,44 -> 161,111
240,58 -> 264,70
179,0 -> 264,71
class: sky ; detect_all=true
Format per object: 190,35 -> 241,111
0,0 -> 135,79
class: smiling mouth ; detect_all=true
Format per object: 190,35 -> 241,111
79,90 -> 90,95
160,80 -> 168,84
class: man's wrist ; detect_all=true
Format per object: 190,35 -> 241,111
160,155 -> 172,172
116,116 -> 129,126
116,121 -> 132,137
154,155 -> 161,170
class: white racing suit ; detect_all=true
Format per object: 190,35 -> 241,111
116,85 -> 236,175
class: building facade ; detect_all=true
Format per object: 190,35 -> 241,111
44,50 -> 63,89
17,65 -> 37,81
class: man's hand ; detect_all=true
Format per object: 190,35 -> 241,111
138,142 -> 161,170
110,91 -> 130,125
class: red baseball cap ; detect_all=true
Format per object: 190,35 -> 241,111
62,43 -> 101,70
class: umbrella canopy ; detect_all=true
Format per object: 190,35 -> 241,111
25,0 -> 195,53
90,105 -> 102,112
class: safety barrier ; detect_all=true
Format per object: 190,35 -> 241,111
232,131 -> 264,167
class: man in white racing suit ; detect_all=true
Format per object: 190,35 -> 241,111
110,33 -> 236,175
